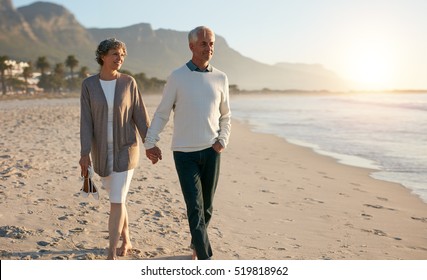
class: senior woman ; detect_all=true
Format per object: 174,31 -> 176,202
79,38 -> 154,259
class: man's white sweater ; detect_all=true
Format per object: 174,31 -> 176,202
144,64 -> 231,152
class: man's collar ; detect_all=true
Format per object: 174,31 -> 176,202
186,60 -> 213,72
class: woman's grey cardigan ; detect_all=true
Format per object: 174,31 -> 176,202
80,73 -> 150,177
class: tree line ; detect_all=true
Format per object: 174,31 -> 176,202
0,55 -> 166,95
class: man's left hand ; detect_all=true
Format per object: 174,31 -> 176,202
212,141 -> 224,153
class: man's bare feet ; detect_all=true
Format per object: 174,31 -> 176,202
117,243 -> 133,257
192,249 -> 197,260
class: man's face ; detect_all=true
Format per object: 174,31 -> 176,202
190,30 -> 215,63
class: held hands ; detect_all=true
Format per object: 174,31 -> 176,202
146,146 -> 162,164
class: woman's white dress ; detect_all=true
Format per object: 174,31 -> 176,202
99,79 -> 134,203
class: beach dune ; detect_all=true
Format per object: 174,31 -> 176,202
0,95 -> 426,260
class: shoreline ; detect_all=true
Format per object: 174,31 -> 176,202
230,92 -> 427,206
0,96 -> 426,260
238,120 -> 427,205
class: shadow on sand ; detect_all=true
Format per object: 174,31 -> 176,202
0,247 -> 192,260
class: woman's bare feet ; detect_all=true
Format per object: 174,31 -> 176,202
107,250 -> 118,260
117,242 -> 133,257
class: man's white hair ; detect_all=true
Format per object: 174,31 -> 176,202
188,26 -> 215,43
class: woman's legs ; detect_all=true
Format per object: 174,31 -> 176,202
117,206 -> 132,256
108,203 -> 125,260
107,203 -> 133,259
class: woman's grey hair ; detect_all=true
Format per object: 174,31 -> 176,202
188,26 -> 214,43
95,38 -> 127,65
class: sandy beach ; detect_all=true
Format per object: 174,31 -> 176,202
0,94 -> 426,260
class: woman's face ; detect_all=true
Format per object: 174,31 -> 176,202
102,47 -> 126,71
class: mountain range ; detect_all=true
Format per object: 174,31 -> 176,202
0,0 -> 350,91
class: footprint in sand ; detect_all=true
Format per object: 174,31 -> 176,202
362,228 -> 387,236
353,187 -> 367,193
36,241 -> 51,247
69,227 -> 85,234
291,244 -> 302,249
0,225 -> 38,239
211,226 -> 223,238
77,219 -> 89,225
261,189 -> 274,194
153,210 -> 165,218
304,197 -> 324,204
144,251 -> 159,258
363,204 -> 395,211
361,228 -> 403,241
361,213 -> 372,220
411,216 -> 427,223
273,247 -> 287,251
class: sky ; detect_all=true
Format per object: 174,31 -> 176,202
12,0 -> 427,90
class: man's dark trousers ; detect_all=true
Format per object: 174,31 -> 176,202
173,147 -> 220,260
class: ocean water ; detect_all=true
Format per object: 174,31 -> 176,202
231,92 -> 427,203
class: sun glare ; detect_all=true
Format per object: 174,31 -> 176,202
345,41 -> 394,89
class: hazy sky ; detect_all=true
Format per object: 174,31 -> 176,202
12,0 -> 427,89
